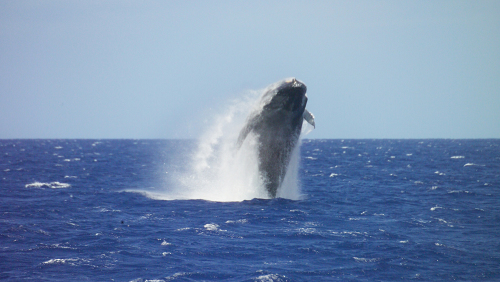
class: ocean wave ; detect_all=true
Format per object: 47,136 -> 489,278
42,257 -> 88,266
225,219 -> 248,224
25,181 -> 71,189
254,274 -> 288,282
353,257 -> 381,263
204,223 -> 226,232
430,205 -> 443,211
464,163 -> 485,167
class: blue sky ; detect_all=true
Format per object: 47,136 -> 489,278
1,1 -> 499,139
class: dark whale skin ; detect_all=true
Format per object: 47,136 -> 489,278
237,78 -> 309,198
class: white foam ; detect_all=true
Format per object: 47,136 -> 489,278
463,163 -> 484,167
451,156 -> 465,159
43,258 -> 74,264
255,274 -> 286,282
353,257 -> 380,263
297,227 -> 318,234
225,219 -> 248,224
25,181 -> 71,189
42,258 -> 86,265
204,223 -> 226,232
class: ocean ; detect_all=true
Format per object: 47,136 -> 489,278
1,139 -> 499,281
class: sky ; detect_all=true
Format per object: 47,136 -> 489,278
1,1 -> 499,139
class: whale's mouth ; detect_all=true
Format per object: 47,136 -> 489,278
271,78 -> 307,113
282,78 -> 307,92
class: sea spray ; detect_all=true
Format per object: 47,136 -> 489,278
175,91 -> 270,201
143,86 -> 310,201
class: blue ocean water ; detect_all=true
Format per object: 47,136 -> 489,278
1,139 -> 499,281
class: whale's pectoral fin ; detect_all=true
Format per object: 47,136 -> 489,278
236,123 -> 253,149
303,109 -> 315,128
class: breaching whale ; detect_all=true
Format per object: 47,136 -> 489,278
237,78 -> 315,198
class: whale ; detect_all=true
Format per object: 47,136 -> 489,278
237,78 -> 315,198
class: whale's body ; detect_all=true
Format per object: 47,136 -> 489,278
237,78 -> 315,198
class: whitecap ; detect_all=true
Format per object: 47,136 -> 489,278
330,231 -> 367,237
25,181 -> 71,189
203,223 -> 226,232
225,219 -> 248,224
435,218 -> 454,227
290,209 -> 308,214
436,218 -> 448,223
42,258 -> 82,265
464,163 -> 484,167
329,173 -> 338,177
353,257 -> 380,263
297,228 -> 318,234
448,190 -> 471,194
255,274 -> 287,282
451,156 -> 465,159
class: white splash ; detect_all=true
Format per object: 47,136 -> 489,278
139,86 -> 311,202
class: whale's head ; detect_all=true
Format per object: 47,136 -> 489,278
262,78 -> 307,114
